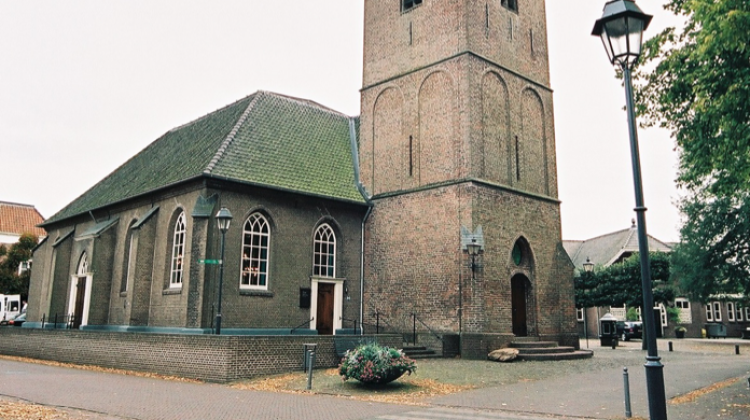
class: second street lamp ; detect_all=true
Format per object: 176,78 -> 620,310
592,1 -> 667,419
215,207 -> 233,335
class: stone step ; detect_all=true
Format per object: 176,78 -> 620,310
516,350 -> 594,361
510,341 -> 560,349
402,346 -> 441,359
515,346 -> 577,354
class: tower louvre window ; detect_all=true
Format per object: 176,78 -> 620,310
501,0 -> 518,13
402,0 -> 423,12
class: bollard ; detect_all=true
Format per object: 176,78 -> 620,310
736,345 -> 740,355
668,341 -> 673,352
306,351 -> 316,390
612,338 -> 617,350
623,367 -> 632,418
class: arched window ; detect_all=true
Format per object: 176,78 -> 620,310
77,252 -> 88,276
121,221 -> 137,293
313,224 -> 336,278
169,211 -> 186,287
241,213 -> 270,289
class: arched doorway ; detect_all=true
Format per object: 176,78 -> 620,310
511,274 -> 530,337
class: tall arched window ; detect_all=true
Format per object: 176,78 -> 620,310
169,211 -> 186,287
78,252 -> 88,276
313,224 -> 336,278
121,221 -> 137,293
241,213 -> 270,289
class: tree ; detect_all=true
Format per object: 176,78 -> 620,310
633,0 -> 750,298
574,252 -> 674,310
0,233 -> 38,299
670,193 -> 750,301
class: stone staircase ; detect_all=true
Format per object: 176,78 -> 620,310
402,345 -> 442,359
511,337 -> 593,361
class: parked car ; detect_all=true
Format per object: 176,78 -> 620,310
8,312 -> 25,327
616,321 -> 642,341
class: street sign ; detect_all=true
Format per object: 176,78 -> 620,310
198,259 -> 221,265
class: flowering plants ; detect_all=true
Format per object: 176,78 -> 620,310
338,343 -> 417,385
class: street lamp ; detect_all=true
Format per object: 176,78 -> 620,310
466,238 -> 483,279
592,1 -> 667,419
215,207 -> 233,335
581,257 -> 594,348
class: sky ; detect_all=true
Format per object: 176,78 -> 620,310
0,0 -> 683,243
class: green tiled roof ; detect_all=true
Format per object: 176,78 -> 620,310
44,91 -> 365,226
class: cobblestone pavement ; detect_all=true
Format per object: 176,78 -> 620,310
1,339 -> 749,420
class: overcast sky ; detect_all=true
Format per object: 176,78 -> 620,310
0,0 -> 683,243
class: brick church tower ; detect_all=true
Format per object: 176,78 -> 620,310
359,0 -> 577,356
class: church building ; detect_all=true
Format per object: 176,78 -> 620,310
28,0 -> 577,356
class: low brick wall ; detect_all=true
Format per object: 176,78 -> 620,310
0,328 -> 400,382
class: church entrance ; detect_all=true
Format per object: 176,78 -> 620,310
315,283 -> 334,335
511,274 -> 529,337
309,278 -> 343,335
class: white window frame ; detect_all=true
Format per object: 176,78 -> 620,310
736,305 -> 744,322
313,224 -> 336,278
240,213 -> 270,290
659,304 -> 668,327
169,211 -> 186,287
675,298 -> 692,324
576,307 -> 584,322
68,252 -> 92,327
745,307 -> 750,321
727,302 -> 736,322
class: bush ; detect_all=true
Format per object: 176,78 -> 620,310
338,343 -> 416,385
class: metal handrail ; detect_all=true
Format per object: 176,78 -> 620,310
290,317 -> 314,334
412,313 -> 444,345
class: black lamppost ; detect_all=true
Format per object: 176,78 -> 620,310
592,1 -> 667,419
582,257 -> 594,348
215,207 -> 233,335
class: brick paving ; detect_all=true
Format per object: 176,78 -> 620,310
1,339 -> 749,420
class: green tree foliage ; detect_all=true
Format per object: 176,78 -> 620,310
0,233 -> 38,299
670,193 -> 750,301
633,0 -> 750,299
575,252 -> 674,309
634,0 -> 750,196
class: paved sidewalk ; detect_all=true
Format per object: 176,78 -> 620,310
1,338 -> 749,420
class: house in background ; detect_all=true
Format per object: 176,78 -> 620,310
564,221 -> 750,339
0,201 -> 46,275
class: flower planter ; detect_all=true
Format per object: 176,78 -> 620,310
338,343 -> 416,385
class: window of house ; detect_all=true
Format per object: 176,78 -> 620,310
241,213 -> 270,289
576,307 -> 584,322
169,211 -> 186,287
727,302 -> 736,322
501,0 -> 518,13
659,304 -> 668,327
313,224 -> 336,278
745,307 -> 750,321
17,260 -> 30,276
402,0 -> 423,12
706,301 -> 721,322
675,298 -> 692,323
736,305 -> 744,322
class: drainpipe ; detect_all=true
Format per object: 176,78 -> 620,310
348,118 -> 373,335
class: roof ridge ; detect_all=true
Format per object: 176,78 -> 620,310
203,93 -> 263,175
168,93 -> 257,134
0,201 -> 38,209
260,90 -> 355,118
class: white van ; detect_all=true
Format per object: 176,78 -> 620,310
0,294 -> 22,323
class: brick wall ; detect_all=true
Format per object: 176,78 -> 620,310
0,329 -> 400,383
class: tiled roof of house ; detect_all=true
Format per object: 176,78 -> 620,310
0,201 -> 46,238
563,221 -> 674,269
43,91 -> 366,226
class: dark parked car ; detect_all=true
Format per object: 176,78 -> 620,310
616,321 -> 642,341
8,312 -> 25,327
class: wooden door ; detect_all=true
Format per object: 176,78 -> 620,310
316,283 -> 335,335
73,277 -> 86,328
511,276 -> 528,337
